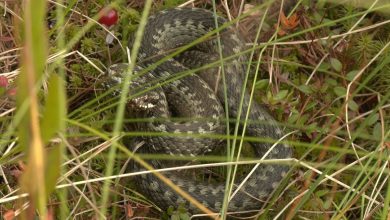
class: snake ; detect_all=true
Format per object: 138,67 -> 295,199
108,7 -> 292,215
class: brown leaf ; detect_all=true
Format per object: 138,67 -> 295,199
3,210 -> 15,220
277,25 -> 287,36
46,207 -> 55,220
125,203 -> 134,218
10,168 -> 23,179
243,4 -> 262,17
18,161 -> 26,171
278,11 -> 300,36
280,11 -> 299,29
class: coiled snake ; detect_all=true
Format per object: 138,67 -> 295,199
108,7 -> 292,215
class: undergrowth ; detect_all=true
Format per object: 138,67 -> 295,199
0,0 -> 389,219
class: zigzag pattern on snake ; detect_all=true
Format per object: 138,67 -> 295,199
108,7 -> 292,214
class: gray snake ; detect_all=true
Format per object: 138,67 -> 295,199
108,7 -> 292,215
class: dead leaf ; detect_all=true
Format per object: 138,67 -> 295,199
277,11 -> 300,36
3,210 -> 15,220
243,4 -> 262,17
18,161 -> 26,171
125,203 -> 134,218
46,207 -> 55,220
10,168 -> 23,179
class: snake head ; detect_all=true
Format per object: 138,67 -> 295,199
128,91 -> 160,110
104,63 -> 130,93
107,63 -> 130,81
107,63 -> 167,116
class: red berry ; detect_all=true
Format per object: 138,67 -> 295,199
0,76 -> 9,87
98,7 -> 118,27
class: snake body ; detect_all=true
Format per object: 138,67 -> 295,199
110,7 -> 291,214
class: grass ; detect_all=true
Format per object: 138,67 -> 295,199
0,0 -> 390,219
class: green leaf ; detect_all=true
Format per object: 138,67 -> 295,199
372,123 -> 382,140
320,83 -> 329,93
274,90 -> 289,101
348,100 -> 359,112
297,84 -> 312,94
297,114 -> 309,126
179,212 -> 190,220
0,87 -> 5,96
323,199 -> 332,210
330,58 -> 342,72
171,214 -> 180,220
266,90 -> 274,105
307,122 -> 318,132
127,8 -> 141,20
366,113 -> 379,126
326,78 -> 337,86
288,111 -> 300,124
333,86 -> 347,97
167,206 -> 174,215
17,0 -> 49,216
41,74 -> 67,145
346,70 -> 359,81
45,145 -> 62,195
255,79 -> 269,90
315,189 -> 329,198
27,0 -> 47,81
16,0 -> 48,152
319,62 -> 331,71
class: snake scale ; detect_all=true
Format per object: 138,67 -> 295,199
108,7 -> 292,215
